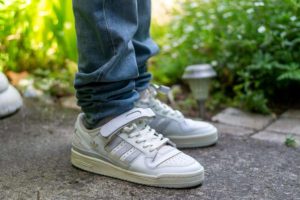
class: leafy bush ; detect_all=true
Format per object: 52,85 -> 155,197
150,0 -> 300,113
2,0 -> 300,112
0,0 -> 77,95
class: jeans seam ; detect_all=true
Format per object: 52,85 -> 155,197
103,0 -> 116,55
96,0 -> 117,82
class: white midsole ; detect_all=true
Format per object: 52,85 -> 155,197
71,148 -> 204,188
168,130 -> 218,148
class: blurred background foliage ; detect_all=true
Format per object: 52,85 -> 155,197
151,0 -> 300,114
1,0 -> 300,113
0,0 -> 77,96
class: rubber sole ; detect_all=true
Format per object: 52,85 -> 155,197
168,130 -> 218,148
71,148 -> 204,188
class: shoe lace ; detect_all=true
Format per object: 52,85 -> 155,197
146,85 -> 184,119
122,122 -> 169,152
150,98 -> 183,118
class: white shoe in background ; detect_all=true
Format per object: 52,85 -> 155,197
0,72 -> 23,118
135,85 -> 218,148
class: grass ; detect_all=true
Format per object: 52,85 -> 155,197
285,135 -> 298,148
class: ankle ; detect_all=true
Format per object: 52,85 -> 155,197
82,115 -> 113,129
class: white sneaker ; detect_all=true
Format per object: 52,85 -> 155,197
135,85 -> 218,148
71,108 -> 204,188
0,72 -> 23,118
0,72 -> 9,93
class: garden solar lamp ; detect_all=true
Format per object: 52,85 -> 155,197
182,64 -> 216,119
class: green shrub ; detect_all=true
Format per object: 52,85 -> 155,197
0,0 -> 77,95
150,0 -> 300,113
2,0 -> 300,110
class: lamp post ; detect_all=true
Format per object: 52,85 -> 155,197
182,64 -> 216,119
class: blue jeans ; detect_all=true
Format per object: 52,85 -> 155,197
72,0 -> 159,126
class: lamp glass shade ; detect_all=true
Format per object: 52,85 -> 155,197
186,78 -> 211,100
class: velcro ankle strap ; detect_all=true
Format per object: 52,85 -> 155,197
100,108 -> 155,137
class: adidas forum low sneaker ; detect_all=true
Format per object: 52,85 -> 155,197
71,108 -> 204,188
135,85 -> 218,148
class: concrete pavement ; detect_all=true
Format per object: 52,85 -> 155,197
0,100 -> 299,199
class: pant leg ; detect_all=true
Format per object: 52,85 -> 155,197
133,0 -> 159,92
73,0 -> 140,126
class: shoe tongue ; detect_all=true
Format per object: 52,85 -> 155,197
139,89 -> 152,102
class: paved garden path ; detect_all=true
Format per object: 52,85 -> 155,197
1,99 -> 299,200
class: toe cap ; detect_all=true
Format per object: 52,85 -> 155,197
157,152 -> 204,174
182,119 -> 217,136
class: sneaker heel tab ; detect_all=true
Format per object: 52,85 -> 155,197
75,113 -> 85,125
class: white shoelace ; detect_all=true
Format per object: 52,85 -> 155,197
148,98 -> 183,118
138,86 -> 184,119
123,122 -> 168,152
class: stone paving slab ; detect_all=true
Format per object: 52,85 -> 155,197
0,100 -> 300,200
212,107 -> 275,130
266,118 -> 300,136
281,109 -> 300,119
212,123 -> 254,136
252,130 -> 300,145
